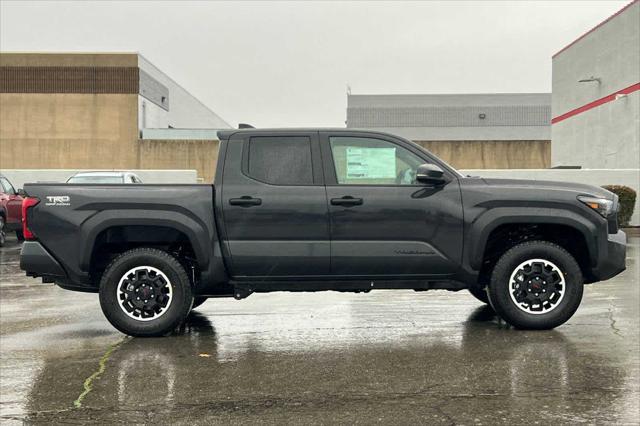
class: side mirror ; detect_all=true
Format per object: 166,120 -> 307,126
17,188 -> 27,197
416,164 -> 446,185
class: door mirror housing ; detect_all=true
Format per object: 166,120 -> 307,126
416,164 -> 446,185
17,188 -> 27,197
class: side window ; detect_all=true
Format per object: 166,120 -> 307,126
247,136 -> 313,185
1,178 -> 15,194
329,137 -> 425,185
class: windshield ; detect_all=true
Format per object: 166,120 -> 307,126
67,176 -> 124,184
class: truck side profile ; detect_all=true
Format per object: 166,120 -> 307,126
19,129 -> 627,336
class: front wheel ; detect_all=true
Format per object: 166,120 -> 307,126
99,248 -> 193,337
488,241 -> 583,330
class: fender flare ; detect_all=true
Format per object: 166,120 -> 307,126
78,209 -> 211,272
467,207 -> 599,271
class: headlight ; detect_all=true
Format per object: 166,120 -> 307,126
577,195 -> 614,217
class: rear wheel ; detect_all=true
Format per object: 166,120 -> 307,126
488,241 -> 583,330
468,286 -> 489,304
99,248 -> 193,337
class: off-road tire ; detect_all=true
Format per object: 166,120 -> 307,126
468,286 -> 489,304
99,248 -> 193,337
487,241 -> 583,330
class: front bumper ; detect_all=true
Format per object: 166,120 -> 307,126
20,241 -> 67,278
590,230 -> 627,282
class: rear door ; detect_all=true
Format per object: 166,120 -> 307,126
220,131 -> 330,278
320,132 -> 464,277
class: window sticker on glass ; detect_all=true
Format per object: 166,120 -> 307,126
346,147 -> 396,179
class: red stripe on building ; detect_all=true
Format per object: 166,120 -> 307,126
553,0 -> 639,59
551,82 -> 640,124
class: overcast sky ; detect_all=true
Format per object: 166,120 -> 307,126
0,0 -> 629,128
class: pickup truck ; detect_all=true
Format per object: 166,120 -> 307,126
19,129 -> 627,336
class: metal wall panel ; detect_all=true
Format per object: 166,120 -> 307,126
139,69 -> 169,111
347,105 -> 551,128
0,66 -> 139,93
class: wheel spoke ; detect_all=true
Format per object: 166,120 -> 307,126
509,259 -> 566,315
117,266 -> 173,322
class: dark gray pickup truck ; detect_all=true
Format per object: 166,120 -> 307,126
20,129 -> 626,336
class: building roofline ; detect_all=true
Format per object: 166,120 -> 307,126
348,92 -> 550,97
0,51 -> 139,67
138,53 -> 231,128
552,0 -> 638,59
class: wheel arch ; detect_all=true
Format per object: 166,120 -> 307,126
81,212 -> 211,277
468,208 -> 598,274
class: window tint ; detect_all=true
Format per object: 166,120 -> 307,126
247,136 -> 313,185
329,137 -> 424,185
0,178 -> 15,194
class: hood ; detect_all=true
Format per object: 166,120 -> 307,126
479,178 -> 614,199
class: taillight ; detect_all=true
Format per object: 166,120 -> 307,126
22,197 -> 40,240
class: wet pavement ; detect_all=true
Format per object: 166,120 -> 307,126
1,235 -> 638,425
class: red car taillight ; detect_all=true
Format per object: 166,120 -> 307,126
22,197 -> 40,240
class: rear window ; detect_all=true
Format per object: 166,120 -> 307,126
247,136 -> 313,185
67,176 -> 124,184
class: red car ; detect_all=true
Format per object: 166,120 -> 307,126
0,174 -> 24,246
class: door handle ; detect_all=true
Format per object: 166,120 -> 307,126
330,196 -> 363,207
229,196 -> 262,207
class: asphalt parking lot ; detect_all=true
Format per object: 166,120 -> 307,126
0,235 -> 638,425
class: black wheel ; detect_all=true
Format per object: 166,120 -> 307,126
99,248 -> 193,337
191,297 -> 208,310
487,241 -> 583,330
0,216 -> 6,247
468,286 -> 489,304
15,230 -> 24,241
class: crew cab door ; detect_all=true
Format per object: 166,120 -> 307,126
220,131 -> 330,278
320,132 -> 463,277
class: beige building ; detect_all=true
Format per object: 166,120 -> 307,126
0,52 -> 230,182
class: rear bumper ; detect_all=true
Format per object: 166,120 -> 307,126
590,230 -> 627,282
20,241 -> 67,278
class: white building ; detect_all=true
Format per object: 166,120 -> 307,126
551,0 -> 640,169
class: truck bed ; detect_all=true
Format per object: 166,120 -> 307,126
21,183 -> 221,291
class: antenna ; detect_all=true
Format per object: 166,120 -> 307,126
238,123 -> 255,129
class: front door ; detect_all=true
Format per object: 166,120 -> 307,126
321,132 -> 464,277
221,132 -> 330,278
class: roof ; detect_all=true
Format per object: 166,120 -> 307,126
348,93 -> 551,107
0,52 -> 138,67
552,0 -> 639,58
346,93 -> 551,141
216,128 -> 409,141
